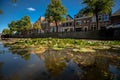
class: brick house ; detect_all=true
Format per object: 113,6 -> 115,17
32,11 -> 112,33
107,9 -> 120,29
61,15 -> 74,32
111,9 -> 120,24
40,17 -> 49,33
74,13 -> 91,31
90,14 -> 111,30
74,11 -> 111,31
40,16 -> 62,33
22,17 -> 45,35
49,22 -> 62,32
33,18 -> 42,34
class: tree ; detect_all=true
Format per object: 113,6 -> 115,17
21,16 -> 32,30
8,21 -> 17,33
16,16 -> 32,34
2,28 -> 12,35
33,22 -> 41,30
8,16 -> 32,34
16,20 -> 23,34
33,21 -> 41,33
45,0 -> 67,32
45,8 -> 52,29
82,0 -> 114,30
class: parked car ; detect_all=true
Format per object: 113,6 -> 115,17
107,23 -> 120,29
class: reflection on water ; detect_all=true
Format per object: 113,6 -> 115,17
0,42 -> 120,80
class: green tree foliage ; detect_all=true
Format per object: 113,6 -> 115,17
8,21 -> 17,32
45,8 -> 52,28
7,16 -> 32,34
2,28 -> 12,35
19,16 -> 32,30
82,0 -> 114,30
45,0 -> 67,32
33,22 -> 41,29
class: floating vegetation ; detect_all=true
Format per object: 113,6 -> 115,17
0,39 -> 120,80
2,38 -> 120,55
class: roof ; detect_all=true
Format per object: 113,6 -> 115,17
112,9 -> 120,16
66,15 -> 73,19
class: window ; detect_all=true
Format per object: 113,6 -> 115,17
93,24 -> 96,30
70,28 -> 73,32
93,26 -> 97,30
104,14 -> 109,21
84,28 -> 87,31
66,23 -> 68,26
76,28 -> 82,32
91,24 -> 96,30
65,29 -> 68,32
100,26 -> 106,30
92,17 -> 96,22
66,18 -> 68,20
79,14 -> 83,17
62,23 -> 65,27
84,20 -> 86,23
76,21 -> 81,26
66,17 -> 71,20
76,16 -> 79,18
87,20 -> 89,22
98,15 -> 102,21
69,23 -> 72,26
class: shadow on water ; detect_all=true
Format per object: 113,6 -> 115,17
0,62 -> 4,80
10,49 -> 31,61
0,42 -> 120,80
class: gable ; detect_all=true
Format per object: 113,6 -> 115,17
66,15 -> 73,21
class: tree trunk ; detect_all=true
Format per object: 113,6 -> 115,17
48,21 -> 50,33
95,13 -> 99,30
74,19 -> 76,32
55,20 -> 58,32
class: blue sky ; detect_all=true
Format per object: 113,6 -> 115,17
0,0 -> 120,33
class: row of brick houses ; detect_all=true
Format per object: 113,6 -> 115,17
74,12 -> 111,31
32,9 -> 120,34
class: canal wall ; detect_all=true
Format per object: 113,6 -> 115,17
1,30 -> 120,40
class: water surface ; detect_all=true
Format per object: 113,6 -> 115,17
0,42 -> 120,80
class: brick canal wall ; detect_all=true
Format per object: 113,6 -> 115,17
1,30 -> 120,40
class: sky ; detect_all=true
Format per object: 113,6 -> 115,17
0,0 -> 120,33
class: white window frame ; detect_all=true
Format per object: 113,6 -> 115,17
92,17 -> 96,22
98,15 -> 102,21
76,21 -> 81,25
87,20 -> 89,22
104,14 -> 109,21
84,20 -> 86,23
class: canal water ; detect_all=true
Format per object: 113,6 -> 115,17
0,42 -> 120,80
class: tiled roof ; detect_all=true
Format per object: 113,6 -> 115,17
112,9 -> 120,16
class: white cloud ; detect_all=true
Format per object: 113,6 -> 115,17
27,7 -> 36,11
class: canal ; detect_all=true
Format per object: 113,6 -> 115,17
0,42 -> 120,80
